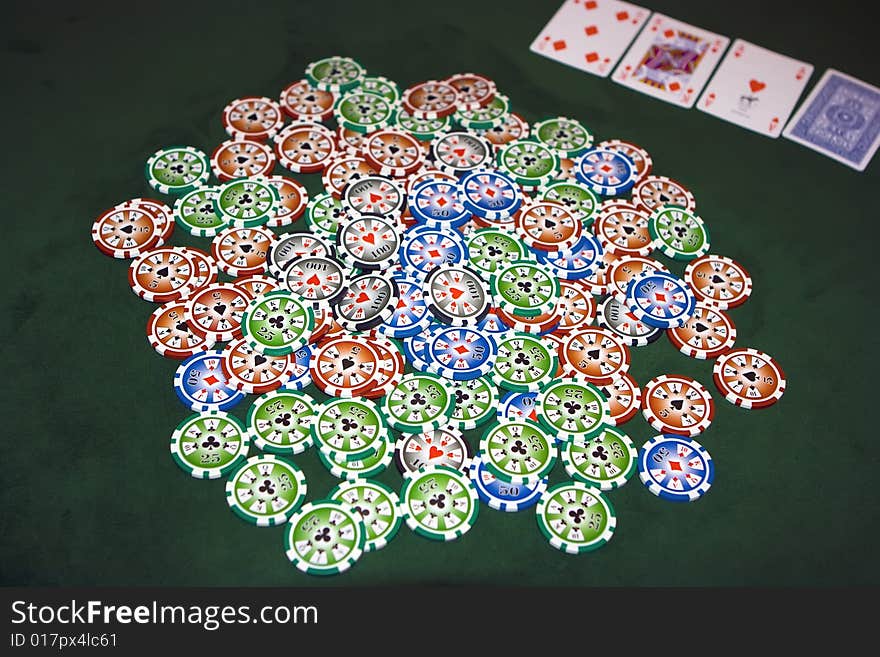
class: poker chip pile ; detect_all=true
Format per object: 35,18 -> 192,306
91,56 -> 787,575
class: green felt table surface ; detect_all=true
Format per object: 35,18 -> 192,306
2,0 -> 877,587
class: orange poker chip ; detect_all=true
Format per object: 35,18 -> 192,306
560,327 -> 632,385
713,348 -> 786,409
309,335 -> 382,398
222,96 -> 284,141
221,337 -> 295,395
127,247 -> 196,303
667,303 -> 737,360
641,374 -> 715,437
211,226 -> 277,277
598,373 -> 642,426
210,137 -> 276,181
279,79 -> 336,122
146,300 -> 212,359
273,122 -> 337,174
184,282 -> 250,343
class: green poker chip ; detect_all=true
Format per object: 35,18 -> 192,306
648,205 -> 711,261
537,180 -> 600,228
490,259 -> 560,318
455,93 -> 510,130
213,177 -> 279,228
284,499 -> 366,576
535,378 -> 610,443
246,390 -> 316,455
491,332 -> 558,392
382,373 -> 455,433
306,192 -> 350,240
305,56 -> 365,93
479,419 -> 557,485
533,116 -> 594,158
466,228 -> 527,275
169,411 -> 249,480
561,427 -> 637,491
312,398 -> 389,462
334,91 -> 396,134
328,478 -> 403,552
318,433 -> 394,479
361,76 -> 401,103
496,139 -> 559,188
173,186 -> 227,237
145,145 -> 210,195
448,377 -> 498,430
395,108 -> 450,141
536,481 -> 616,554
241,290 -> 313,356
225,455 -> 307,526
400,465 -> 479,542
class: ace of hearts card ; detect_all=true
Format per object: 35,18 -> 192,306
698,40 -> 814,137
612,13 -> 730,107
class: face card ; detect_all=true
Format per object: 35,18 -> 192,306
783,69 -> 880,171
611,13 -> 729,107
530,0 -> 651,78
697,40 -> 813,137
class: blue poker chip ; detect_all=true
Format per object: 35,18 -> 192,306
407,179 -> 471,228
468,455 -> 548,512
425,326 -> 497,381
399,225 -> 468,279
497,390 -> 539,423
475,308 -> 509,334
173,350 -> 246,411
638,434 -> 714,502
625,270 -> 696,329
374,273 -> 432,338
282,344 -> 313,391
459,169 -> 523,220
402,332 -> 433,372
536,233 -> 604,280
574,147 -> 637,196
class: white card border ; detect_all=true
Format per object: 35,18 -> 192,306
611,12 -> 730,108
697,38 -> 814,139
528,0 -> 653,79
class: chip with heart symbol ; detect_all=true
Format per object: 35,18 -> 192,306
333,273 -> 399,332
394,427 -> 473,478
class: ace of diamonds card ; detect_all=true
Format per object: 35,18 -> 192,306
612,13 -> 729,107
698,40 -> 813,137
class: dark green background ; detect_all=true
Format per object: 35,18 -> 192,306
3,0 -> 877,587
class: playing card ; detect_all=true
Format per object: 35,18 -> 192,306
698,40 -> 813,137
783,69 -> 880,171
530,0 -> 651,78
611,13 -> 729,107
